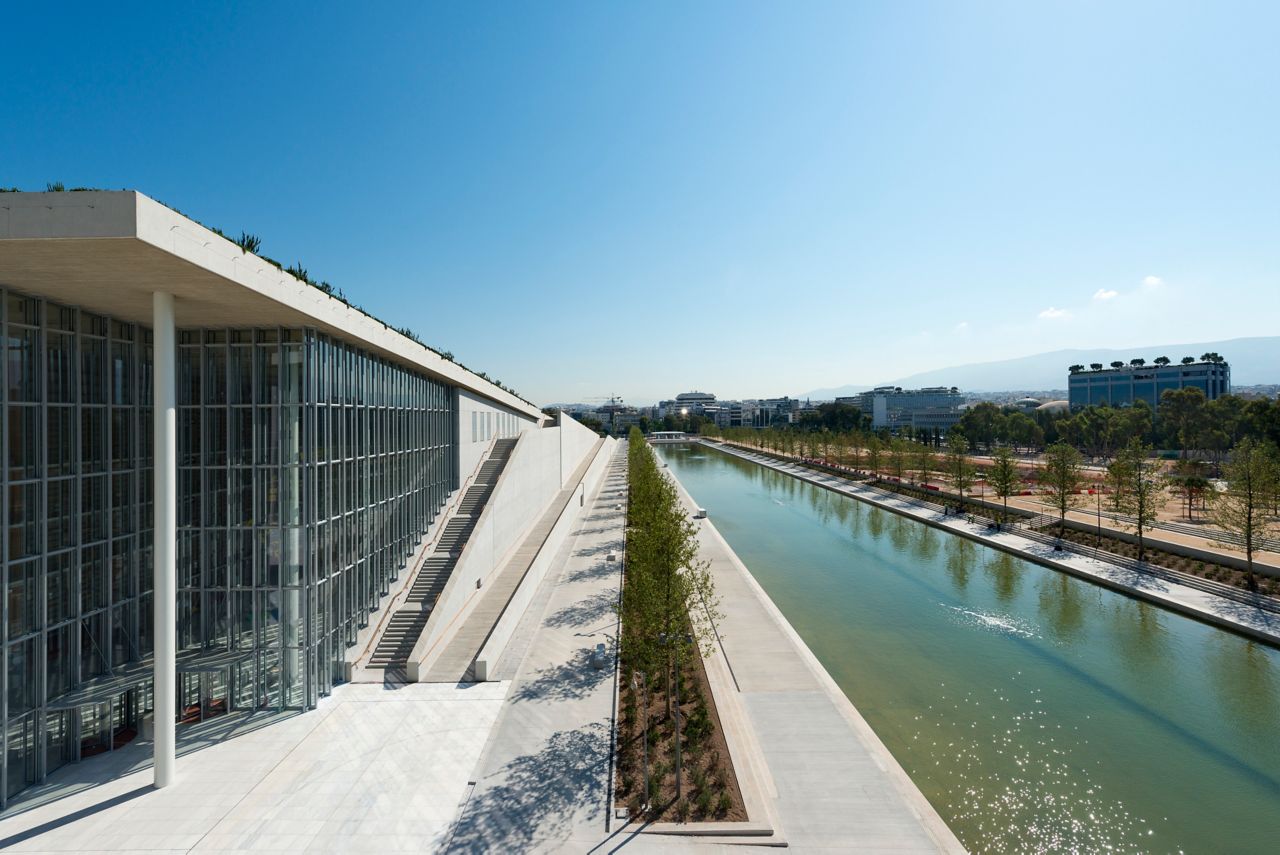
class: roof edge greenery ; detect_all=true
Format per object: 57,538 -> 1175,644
2,183 -> 534,408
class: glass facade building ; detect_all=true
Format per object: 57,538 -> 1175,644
2,289 -> 458,805
1068,362 -> 1231,410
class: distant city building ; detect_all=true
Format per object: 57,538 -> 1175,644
1067,360 -> 1230,410
597,396 -> 642,433
753,397 -> 802,426
658,390 -> 717,418
839,386 -> 963,431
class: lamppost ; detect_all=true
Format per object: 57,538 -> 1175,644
631,670 -> 650,811
1096,483 -> 1103,551
658,631 -> 694,802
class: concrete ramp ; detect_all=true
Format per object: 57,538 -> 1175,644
421,439 -> 605,682
354,438 -> 518,681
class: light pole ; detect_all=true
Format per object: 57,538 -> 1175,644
659,631 -> 694,803
632,670 -> 650,811
1096,484 -> 1102,551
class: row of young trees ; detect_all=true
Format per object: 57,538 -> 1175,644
695,390 -> 1280,463
711,423 -> 1280,591
619,428 -> 724,815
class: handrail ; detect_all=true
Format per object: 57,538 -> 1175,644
352,433 -> 501,668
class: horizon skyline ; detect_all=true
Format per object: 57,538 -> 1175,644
563,333 -> 1275,407
4,2 -> 1278,405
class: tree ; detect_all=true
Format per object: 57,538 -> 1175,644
988,445 -> 1020,525
1159,387 -> 1209,458
888,438 -> 909,480
957,401 -> 1003,450
1068,364 -> 1085,374
1090,362 -> 1104,371
865,436 -> 883,479
945,434 -> 976,505
1154,355 -> 1171,366
1210,439 -> 1279,591
1040,442 -> 1085,536
1005,412 -> 1044,450
1167,459 -> 1210,522
1181,356 -> 1195,365
1129,358 -> 1146,368
1110,361 -> 1125,369
914,442 -> 935,486
1111,439 -> 1161,562
621,429 -> 721,800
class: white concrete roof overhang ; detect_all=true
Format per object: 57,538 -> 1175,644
0,190 -> 541,419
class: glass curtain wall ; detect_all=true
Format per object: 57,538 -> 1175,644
178,329 -> 456,713
1,292 -> 153,803
2,288 -> 458,806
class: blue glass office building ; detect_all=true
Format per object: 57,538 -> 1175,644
1067,361 -> 1231,410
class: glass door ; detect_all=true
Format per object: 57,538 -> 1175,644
179,673 -> 202,724
111,690 -> 138,749
203,669 -> 230,719
79,702 -> 111,758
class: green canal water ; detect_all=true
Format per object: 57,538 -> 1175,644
656,443 -> 1280,855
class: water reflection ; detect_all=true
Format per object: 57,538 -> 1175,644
1209,636 -> 1280,739
983,551 -> 1022,604
889,513 -> 912,553
1037,571 -> 1087,641
866,504 -> 886,540
944,536 -> 977,592
1108,600 -> 1169,674
913,523 -> 940,562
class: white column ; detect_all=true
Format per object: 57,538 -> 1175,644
153,292 -> 177,788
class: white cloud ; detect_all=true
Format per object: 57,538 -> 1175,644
953,321 -> 969,333
1142,275 -> 1163,289
1093,288 -> 1118,301
1038,306 -> 1071,320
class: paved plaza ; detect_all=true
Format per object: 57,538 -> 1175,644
0,683 -> 506,853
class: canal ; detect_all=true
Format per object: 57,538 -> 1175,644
656,442 -> 1280,854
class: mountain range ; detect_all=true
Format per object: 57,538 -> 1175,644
801,336 -> 1280,398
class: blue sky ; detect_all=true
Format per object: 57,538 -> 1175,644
4,2 -> 1277,404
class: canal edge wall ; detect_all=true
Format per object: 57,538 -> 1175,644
660,455 -> 969,853
708,440 -> 1280,650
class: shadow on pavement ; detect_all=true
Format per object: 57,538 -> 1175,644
445,722 -> 609,853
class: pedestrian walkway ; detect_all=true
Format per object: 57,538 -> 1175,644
443,446 -> 627,852
422,438 -> 605,682
714,441 -> 1280,647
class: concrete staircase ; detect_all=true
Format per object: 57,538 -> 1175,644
362,437 -> 518,679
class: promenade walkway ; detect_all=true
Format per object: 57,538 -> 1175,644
712,441 -> 1280,647
444,447 -> 627,852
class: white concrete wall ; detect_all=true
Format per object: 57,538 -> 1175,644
558,409 -> 600,486
406,414 -> 602,679
473,436 -> 615,680
457,389 -> 540,481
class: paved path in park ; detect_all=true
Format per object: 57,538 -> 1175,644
714,441 -> 1280,647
